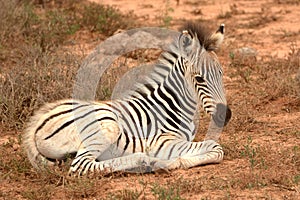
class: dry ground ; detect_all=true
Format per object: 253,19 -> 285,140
0,0 -> 300,199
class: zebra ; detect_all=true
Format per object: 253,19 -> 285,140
23,22 -> 231,175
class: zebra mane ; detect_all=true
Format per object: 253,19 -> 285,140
157,22 -> 224,72
180,22 -> 224,51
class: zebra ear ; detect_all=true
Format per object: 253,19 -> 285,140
208,24 -> 225,50
178,30 -> 200,57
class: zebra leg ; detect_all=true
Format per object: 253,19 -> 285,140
176,140 -> 223,169
69,120 -> 121,175
69,147 -> 102,175
69,140 -> 223,174
93,152 -> 162,173
71,152 -> 162,175
151,139 -> 224,171
88,140 -> 223,173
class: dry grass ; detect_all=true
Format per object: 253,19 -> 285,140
0,0 -> 137,130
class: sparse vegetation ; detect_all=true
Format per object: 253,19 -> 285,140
229,43 -> 300,100
151,182 -> 184,200
217,4 -> 245,19
80,2 -> 136,35
0,0 -> 137,130
156,0 -> 174,27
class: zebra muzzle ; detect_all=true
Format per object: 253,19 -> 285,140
212,103 -> 232,127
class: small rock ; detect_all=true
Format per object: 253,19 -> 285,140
234,47 -> 258,57
13,143 -> 19,151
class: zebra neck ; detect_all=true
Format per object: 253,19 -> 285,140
113,53 -> 199,140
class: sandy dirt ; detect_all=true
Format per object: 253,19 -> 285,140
93,0 -> 300,58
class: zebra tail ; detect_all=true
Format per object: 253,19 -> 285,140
22,103 -> 56,170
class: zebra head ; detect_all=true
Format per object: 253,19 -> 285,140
178,22 -> 231,127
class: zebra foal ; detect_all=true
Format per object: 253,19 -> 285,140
23,22 -> 231,175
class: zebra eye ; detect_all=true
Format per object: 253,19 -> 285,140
195,75 -> 205,84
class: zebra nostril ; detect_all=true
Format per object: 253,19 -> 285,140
212,103 -> 232,127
